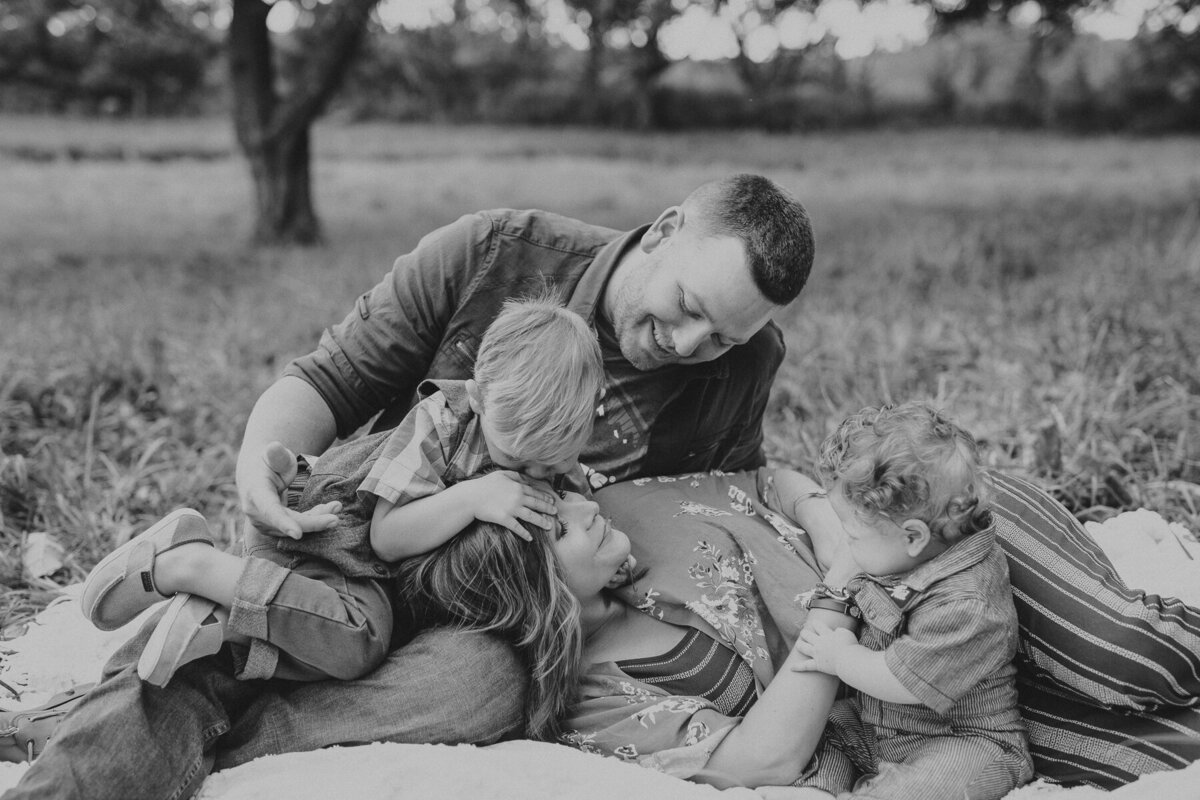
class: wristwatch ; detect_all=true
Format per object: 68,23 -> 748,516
803,582 -> 862,620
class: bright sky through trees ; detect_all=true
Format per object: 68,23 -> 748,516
258,0 -> 1162,58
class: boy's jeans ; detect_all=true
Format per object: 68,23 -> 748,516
230,527 -> 394,681
2,614 -> 525,800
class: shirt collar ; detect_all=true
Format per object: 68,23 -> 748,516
860,524 -> 998,593
567,225 -> 645,326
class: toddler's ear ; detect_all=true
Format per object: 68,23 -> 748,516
900,519 -> 932,557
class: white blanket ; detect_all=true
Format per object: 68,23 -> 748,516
2,510 -> 1198,799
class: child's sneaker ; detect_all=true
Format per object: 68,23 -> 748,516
81,509 -> 214,631
137,593 -> 228,687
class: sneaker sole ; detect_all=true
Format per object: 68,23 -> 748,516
138,593 -> 225,687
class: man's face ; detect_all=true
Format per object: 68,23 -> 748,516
608,218 -> 781,371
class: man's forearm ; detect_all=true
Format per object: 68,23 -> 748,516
236,377 -> 339,482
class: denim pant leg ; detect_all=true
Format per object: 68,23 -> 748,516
212,628 -> 527,770
230,529 -> 394,682
2,612 -> 263,800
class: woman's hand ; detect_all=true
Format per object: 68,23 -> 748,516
792,620 -> 859,676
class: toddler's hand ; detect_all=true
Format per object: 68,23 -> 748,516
471,471 -> 557,541
791,620 -> 858,676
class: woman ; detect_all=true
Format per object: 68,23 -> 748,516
399,466 -> 857,788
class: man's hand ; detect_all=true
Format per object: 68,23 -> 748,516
469,471 -> 557,541
239,442 -> 341,540
791,620 -> 859,676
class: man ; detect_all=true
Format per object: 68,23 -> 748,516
2,173 -> 816,799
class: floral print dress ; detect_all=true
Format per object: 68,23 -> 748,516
559,468 -> 825,780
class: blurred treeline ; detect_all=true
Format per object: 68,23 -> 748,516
2,0 -> 1198,133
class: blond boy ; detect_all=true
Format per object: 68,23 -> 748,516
785,402 -> 1033,800
82,294 -> 603,688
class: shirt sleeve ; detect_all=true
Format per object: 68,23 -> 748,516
283,213 -> 495,438
559,670 -> 739,780
883,593 -> 1017,715
356,396 -> 452,507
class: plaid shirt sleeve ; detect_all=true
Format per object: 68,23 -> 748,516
357,394 -> 455,507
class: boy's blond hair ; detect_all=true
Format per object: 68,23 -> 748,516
474,291 -> 603,465
818,401 -> 993,544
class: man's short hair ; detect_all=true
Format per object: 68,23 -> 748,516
818,401 -> 993,543
474,291 -> 603,464
685,173 -> 815,305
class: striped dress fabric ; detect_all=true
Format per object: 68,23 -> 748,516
989,470 -> 1200,788
617,628 -> 758,717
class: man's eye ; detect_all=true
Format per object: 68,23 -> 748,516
678,289 -> 699,318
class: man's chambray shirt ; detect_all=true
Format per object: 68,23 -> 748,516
847,526 -> 1027,741
283,210 -> 785,484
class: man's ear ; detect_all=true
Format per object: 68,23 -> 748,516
466,379 -> 482,415
640,206 -> 684,253
900,519 -> 932,558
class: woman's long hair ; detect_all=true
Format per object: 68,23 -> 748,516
392,517 -> 583,740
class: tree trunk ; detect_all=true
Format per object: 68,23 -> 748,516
229,0 -> 320,245
227,0 -> 377,245
246,126 -> 321,245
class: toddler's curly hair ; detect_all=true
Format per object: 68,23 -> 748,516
818,401 -> 993,544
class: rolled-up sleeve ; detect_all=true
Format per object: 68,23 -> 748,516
883,595 -> 1015,715
284,213 -> 494,438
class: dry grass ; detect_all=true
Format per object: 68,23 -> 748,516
2,115 -> 1199,630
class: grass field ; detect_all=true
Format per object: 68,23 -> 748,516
2,115 -> 1199,630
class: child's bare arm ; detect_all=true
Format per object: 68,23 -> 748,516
370,471 -> 557,561
763,469 -> 846,572
792,621 -> 921,704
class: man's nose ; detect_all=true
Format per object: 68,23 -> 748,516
672,319 -> 713,358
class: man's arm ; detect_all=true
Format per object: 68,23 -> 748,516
236,377 -> 341,538
236,214 -> 494,537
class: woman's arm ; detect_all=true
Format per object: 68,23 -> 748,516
792,622 -> 921,704
764,469 -> 845,573
699,606 -> 856,788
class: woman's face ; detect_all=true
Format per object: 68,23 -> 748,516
551,491 -> 632,598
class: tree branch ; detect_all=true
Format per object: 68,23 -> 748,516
264,0 -> 379,146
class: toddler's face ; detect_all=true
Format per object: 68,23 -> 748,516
828,481 -> 924,577
479,416 -> 579,481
